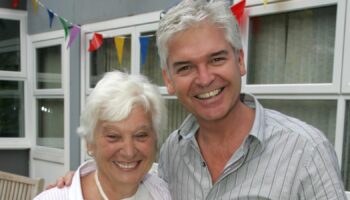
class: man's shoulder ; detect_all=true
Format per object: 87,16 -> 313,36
264,108 -> 330,146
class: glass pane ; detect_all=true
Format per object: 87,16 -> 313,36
36,45 -> 62,89
140,31 -> 163,86
0,80 -> 24,137
259,99 -> 336,144
248,6 -> 336,84
37,98 -> 64,149
90,36 -> 131,88
158,98 -> 188,151
342,101 -> 350,191
0,19 -> 20,71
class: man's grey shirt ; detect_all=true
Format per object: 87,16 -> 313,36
158,94 -> 346,200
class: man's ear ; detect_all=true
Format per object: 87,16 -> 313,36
238,49 -> 246,76
162,69 -> 176,95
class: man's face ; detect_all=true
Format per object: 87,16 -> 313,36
162,22 -> 246,122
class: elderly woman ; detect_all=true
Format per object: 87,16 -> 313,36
34,71 -> 171,200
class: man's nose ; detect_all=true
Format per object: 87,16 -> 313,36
195,65 -> 214,87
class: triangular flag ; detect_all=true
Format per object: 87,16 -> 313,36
59,17 -> 70,39
139,37 -> 150,65
47,9 -> 55,28
230,0 -> 246,24
32,0 -> 38,13
114,37 -> 125,65
67,25 -> 80,49
12,0 -> 20,8
88,33 -> 103,52
263,0 -> 268,5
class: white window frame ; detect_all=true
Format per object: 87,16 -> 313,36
341,95 -> 350,197
0,8 -> 29,149
29,30 -> 70,166
80,11 -> 161,162
341,0 -> 350,93
241,0 -> 346,94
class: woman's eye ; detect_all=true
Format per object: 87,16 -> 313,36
135,132 -> 149,141
106,134 -> 121,141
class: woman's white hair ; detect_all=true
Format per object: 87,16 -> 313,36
156,0 -> 242,70
77,71 -> 166,144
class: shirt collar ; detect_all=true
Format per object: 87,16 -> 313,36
176,93 -> 267,149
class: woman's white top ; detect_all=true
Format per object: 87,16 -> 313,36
33,160 -> 171,200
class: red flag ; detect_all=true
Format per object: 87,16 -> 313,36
230,0 -> 246,24
88,33 -> 103,52
12,0 -> 20,8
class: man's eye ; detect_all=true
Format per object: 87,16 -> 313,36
176,65 -> 191,74
211,57 -> 225,65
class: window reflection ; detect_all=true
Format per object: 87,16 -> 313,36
0,80 -> 24,137
248,6 -> 336,84
90,36 -> 131,88
37,99 -> 64,149
0,19 -> 20,71
342,101 -> 350,191
140,31 -> 163,86
36,45 -> 62,89
260,99 -> 337,143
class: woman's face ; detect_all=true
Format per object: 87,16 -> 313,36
89,105 -> 157,188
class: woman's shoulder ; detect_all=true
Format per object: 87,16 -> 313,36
33,187 -> 69,200
143,173 -> 172,200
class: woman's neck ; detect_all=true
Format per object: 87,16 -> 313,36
81,171 -> 139,200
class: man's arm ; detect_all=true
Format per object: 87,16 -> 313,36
299,141 -> 346,199
45,171 -> 75,189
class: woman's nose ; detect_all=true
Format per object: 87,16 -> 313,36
121,140 -> 137,158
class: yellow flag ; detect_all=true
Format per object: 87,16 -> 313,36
263,0 -> 268,5
114,37 -> 125,65
32,0 -> 38,13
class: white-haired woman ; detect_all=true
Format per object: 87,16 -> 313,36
34,71 -> 171,200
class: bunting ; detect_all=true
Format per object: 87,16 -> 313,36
47,9 -> 55,28
22,0 -> 251,65
11,0 -> 19,8
140,37 -> 150,65
230,0 -> 246,25
114,37 -> 125,65
88,33 -> 103,52
32,0 -> 38,13
67,25 -> 80,49
59,17 -> 70,39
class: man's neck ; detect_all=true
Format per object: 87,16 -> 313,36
195,101 -> 255,183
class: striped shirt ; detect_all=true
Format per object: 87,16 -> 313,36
158,94 -> 346,200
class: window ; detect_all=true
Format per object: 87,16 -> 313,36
342,100 -> 350,191
260,99 -> 337,143
248,6 -> 336,85
0,80 -> 24,138
35,44 -> 64,149
0,19 -> 20,72
31,32 -> 69,150
242,0 -> 345,94
0,9 -> 27,147
90,34 -> 132,88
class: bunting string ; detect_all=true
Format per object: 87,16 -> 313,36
17,0 -> 262,63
